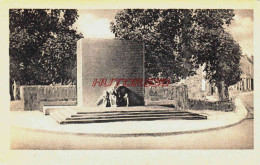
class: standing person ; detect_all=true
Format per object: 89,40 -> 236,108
12,80 -> 17,100
104,91 -> 111,107
16,80 -> 20,100
97,90 -> 112,107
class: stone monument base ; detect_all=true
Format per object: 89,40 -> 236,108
46,106 -> 207,124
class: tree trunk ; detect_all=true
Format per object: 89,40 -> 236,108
217,80 -> 229,101
224,85 -> 229,100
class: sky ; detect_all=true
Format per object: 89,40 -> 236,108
226,9 -> 253,56
74,9 -> 253,56
74,9 -> 118,38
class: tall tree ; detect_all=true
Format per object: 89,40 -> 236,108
111,9 -> 198,82
194,28 -> 242,100
9,9 -> 82,85
110,9 -> 241,101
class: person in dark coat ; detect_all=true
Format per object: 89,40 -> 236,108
97,85 -> 144,107
112,85 -> 130,107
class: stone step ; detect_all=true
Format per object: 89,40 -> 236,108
49,108 -> 77,119
66,113 -> 205,120
50,111 -> 66,124
51,110 -> 74,120
49,107 -> 207,124
71,111 -> 192,117
62,108 -> 77,118
70,106 -> 176,114
76,110 -> 187,114
59,115 -> 207,124
64,108 -> 77,115
70,111 -> 201,118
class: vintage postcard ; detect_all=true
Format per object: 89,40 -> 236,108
0,0 -> 259,164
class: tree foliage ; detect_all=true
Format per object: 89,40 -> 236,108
194,28 -> 242,100
111,9 -> 194,82
195,28 -> 241,86
10,9 -> 82,85
110,9 -> 242,100
110,9 -> 235,82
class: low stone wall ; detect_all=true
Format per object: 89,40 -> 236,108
145,84 -> 188,110
20,85 -> 77,111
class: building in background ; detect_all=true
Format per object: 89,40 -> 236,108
231,55 -> 254,91
182,64 -> 213,100
184,54 -> 254,100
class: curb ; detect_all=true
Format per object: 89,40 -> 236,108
12,118 -> 249,137
11,98 -> 249,137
